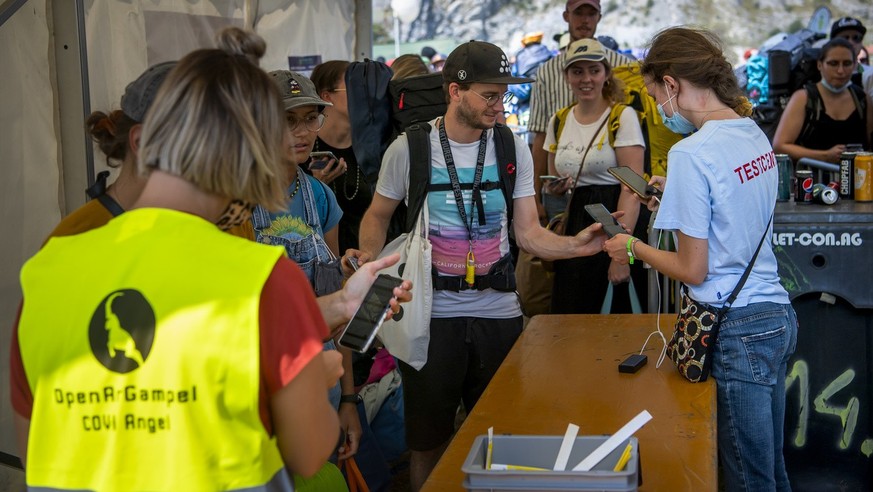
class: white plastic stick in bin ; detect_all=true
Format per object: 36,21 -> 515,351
553,423 -> 580,471
486,427 -> 493,470
572,410 -> 652,472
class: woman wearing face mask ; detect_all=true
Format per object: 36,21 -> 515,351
544,38 -> 646,314
773,38 -> 873,162
603,27 -> 797,491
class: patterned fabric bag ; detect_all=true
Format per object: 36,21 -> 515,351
666,214 -> 773,383
666,287 -> 724,382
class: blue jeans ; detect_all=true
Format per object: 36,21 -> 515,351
712,302 -> 797,492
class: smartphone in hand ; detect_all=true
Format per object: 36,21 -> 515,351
338,274 -> 403,353
309,151 -> 338,171
584,203 -> 626,238
607,166 -> 662,200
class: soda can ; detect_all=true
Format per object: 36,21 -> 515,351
855,152 -> 873,202
775,154 -> 791,201
794,169 -> 814,203
812,183 -> 839,205
839,152 -> 856,200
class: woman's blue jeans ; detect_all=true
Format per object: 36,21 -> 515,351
712,301 -> 798,492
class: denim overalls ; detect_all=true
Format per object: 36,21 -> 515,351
252,171 -> 344,407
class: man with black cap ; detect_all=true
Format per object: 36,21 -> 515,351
529,0 -> 630,224
830,16 -> 873,101
357,41 -> 609,491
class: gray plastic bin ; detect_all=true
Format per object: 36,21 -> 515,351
461,435 -> 639,491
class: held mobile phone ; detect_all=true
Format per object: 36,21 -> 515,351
309,151 -> 338,171
583,203 -> 627,238
338,274 -> 403,353
346,256 -> 359,272
607,166 -> 662,200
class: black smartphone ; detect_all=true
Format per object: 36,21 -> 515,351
583,203 -> 626,238
338,274 -> 403,353
309,151 -> 337,171
607,166 -> 662,200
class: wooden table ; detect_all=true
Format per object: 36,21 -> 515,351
421,314 -> 717,491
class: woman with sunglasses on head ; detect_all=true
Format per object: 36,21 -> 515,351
544,38 -> 646,314
773,38 -> 873,163
603,27 -> 796,491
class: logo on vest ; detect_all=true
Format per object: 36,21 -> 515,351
89,290 -> 156,373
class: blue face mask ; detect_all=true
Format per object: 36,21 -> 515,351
657,83 -> 697,134
821,78 -> 852,94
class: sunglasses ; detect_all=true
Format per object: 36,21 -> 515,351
839,33 -> 864,43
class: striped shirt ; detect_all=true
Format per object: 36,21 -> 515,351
528,47 -> 632,134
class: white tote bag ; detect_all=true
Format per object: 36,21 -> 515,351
376,201 -> 432,370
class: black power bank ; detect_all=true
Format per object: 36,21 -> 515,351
619,354 -> 648,373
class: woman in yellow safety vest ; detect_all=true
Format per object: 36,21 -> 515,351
11,27 -> 407,492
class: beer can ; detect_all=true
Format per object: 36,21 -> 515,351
794,169 -> 813,203
839,152 -> 856,200
775,154 -> 791,201
812,183 -> 839,205
855,152 -> 873,202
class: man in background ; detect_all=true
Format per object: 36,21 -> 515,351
528,0 -> 630,222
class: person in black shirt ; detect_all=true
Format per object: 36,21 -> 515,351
310,61 -> 375,254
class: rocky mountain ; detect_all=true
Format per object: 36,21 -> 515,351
374,0 -> 873,63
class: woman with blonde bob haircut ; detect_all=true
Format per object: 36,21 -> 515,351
139,30 -> 287,212
11,27 -> 408,490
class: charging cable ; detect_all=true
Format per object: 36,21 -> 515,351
637,228 -> 667,368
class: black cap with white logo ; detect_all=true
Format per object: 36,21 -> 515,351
443,41 -> 534,85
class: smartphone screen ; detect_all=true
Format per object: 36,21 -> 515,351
607,166 -> 662,199
338,274 -> 402,352
309,151 -> 337,171
583,203 -> 626,238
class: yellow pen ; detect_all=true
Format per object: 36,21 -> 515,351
486,427 -> 494,470
613,443 -> 633,472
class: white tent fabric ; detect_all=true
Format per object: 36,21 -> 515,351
0,0 -> 356,463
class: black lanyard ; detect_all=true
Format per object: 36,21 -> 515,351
437,120 -> 488,237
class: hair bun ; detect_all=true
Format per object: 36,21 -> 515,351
216,27 -> 266,66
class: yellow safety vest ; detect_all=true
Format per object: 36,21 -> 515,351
19,208 -> 291,492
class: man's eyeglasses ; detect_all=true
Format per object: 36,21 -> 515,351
468,89 -> 514,107
287,112 -> 326,132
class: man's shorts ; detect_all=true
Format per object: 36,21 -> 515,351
397,316 -> 523,451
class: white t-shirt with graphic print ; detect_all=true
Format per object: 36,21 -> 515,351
544,106 -> 645,187
376,119 -> 535,319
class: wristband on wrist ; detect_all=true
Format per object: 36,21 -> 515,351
626,237 -> 638,265
339,394 -> 358,405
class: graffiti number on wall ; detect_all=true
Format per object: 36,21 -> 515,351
813,369 -> 859,450
785,360 -> 809,448
786,360 -> 869,456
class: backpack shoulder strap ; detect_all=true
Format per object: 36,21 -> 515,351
552,104 -> 576,147
493,123 -> 517,224
405,122 -> 432,233
606,103 -> 627,148
849,84 -> 867,117
797,83 -> 821,145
